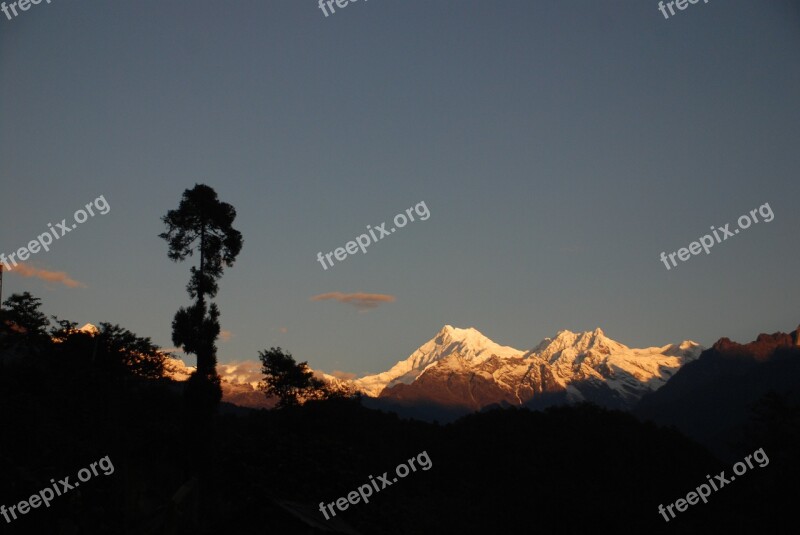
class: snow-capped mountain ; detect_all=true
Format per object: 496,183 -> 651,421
78,323 -> 100,335
521,328 -> 703,407
355,325 -> 520,396
165,358 -> 275,409
363,326 -> 702,412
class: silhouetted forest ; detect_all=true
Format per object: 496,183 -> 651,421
2,296 -> 798,534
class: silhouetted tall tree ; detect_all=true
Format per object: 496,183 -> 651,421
160,184 -> 243,402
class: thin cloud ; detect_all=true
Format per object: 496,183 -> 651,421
5,263 -> 85,288
220,329 -> 233,342
310,292 -> 396,311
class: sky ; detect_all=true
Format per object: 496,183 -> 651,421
2,0 -> 799,377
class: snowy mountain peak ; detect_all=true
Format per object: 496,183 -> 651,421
530,328 -> 629,363
429,325 -> 522,361
437,324 -> 477,341
78,323 -> 99,335
434,325 -> 512,354
354,326 -> 522,397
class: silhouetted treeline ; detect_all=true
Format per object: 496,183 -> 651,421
2,305 -> 798,533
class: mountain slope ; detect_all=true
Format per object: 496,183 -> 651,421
635,325 -> 800,459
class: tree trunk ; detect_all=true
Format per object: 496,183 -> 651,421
197,223 -> 210,376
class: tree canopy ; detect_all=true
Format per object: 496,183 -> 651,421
258,347 -> 327,408
1,291 -> 50,336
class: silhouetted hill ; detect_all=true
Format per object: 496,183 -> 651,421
636,325 -> 800,459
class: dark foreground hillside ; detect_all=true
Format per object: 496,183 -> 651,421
637,326 -> 800,460
1,337 -> 797,534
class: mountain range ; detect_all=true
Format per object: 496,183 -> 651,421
166,322 -> 800,452
167,325 -> 703,416
354,325 -> 702,418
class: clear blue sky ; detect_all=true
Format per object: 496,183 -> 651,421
2,0 -> 799,376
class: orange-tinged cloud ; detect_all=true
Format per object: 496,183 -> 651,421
310,292 -> 396,311
4,263 -> 85,288
220,329 -> 233,342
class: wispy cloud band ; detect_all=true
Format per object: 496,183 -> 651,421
3,263 -> 85,288
310,292 -> 396,311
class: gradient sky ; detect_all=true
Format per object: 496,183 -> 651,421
2,0 -> 799,377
